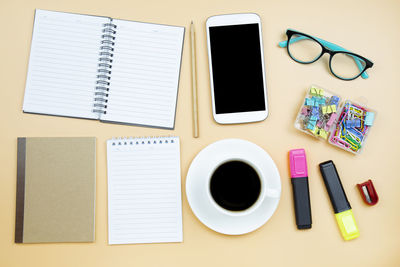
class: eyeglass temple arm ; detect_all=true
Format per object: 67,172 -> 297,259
279,37 -> 369,79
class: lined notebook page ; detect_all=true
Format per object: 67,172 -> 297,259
107,137 -> 182,244
23,9 -> 108,119
101,20 -> 185,129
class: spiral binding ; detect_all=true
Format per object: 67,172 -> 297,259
110,136 -> 177,146
93,20 -> 117,115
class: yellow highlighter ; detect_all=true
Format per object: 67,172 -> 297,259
319,160 -> 360,240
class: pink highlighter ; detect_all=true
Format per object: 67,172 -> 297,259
289,149 -> 312,229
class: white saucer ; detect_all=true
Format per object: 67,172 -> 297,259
186,139 -> 281,235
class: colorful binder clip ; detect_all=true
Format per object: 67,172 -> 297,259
357,179 -> 378,206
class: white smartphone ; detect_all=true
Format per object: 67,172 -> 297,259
206,13 -> 268,124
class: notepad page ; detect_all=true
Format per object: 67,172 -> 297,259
101,20 -> 185,129
23,10 -> 109,119
107,137 -> 182,244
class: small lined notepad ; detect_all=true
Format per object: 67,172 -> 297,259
107,137 -> 182,244
23,9 -> 184,129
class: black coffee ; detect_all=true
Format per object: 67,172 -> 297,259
210,161 -> 261,211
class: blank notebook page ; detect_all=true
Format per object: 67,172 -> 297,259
101,20 -> 184,128
107,137 -> 182,244
23,10 -> 108,119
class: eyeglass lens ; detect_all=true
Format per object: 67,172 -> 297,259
330,52 -> 366,80
287,34 -> 322,63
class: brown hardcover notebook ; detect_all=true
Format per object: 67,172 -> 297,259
15,137 -> 96,243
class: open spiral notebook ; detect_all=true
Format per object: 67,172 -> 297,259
107,136 -> 182,244
23,9 -> 185,129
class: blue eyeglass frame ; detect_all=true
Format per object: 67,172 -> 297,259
278,29 -> 374,81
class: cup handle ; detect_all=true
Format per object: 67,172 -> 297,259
265,188 -> 280,198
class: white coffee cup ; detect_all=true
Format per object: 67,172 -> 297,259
206,157 -> 279,217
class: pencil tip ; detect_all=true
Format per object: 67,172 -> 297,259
191,21 -> 193,24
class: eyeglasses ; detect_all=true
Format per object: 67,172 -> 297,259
279,29 -> 373,81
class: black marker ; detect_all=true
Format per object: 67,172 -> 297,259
289,149 -> 312,229
319,160 -> 360,240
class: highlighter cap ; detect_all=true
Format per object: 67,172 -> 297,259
335,209 -> 360,240
289,149 -> 308,178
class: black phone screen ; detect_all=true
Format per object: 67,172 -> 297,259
209,23 -> 266,114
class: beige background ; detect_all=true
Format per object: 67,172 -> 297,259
1,0 -> 399,266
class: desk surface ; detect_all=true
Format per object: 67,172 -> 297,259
1,0 -> 400,266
